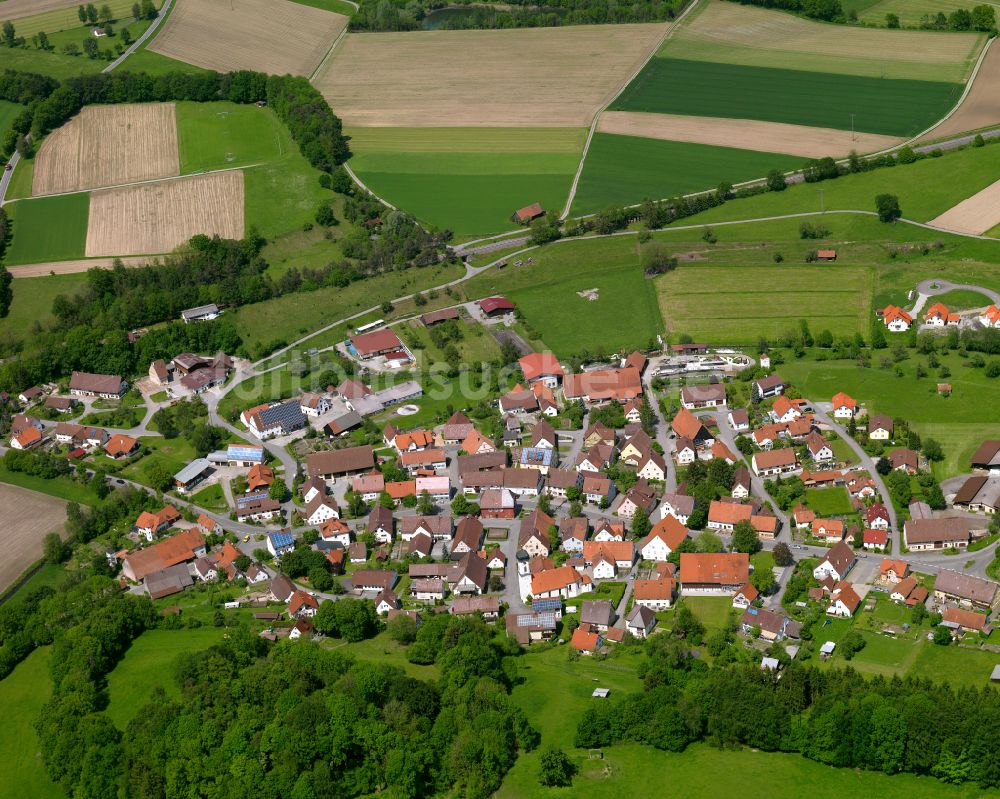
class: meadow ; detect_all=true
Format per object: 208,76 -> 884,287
4,192 -> 89,265
571,133 -> 803,214
464,235 -> 663,356
804,486 -> 854,515
104,628 -> 227,729
496,645 -> 990,799
655,264 -> 873,344
858,0 -> 1000,26
0,100 -> 22,144
0,648 -> 62,799
4,0 -> 150,36
611,58 -> 963,137
346,127 -> 585,235
176,101 -> 288,173
0,272 -> 86,338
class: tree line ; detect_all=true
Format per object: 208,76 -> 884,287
725,0 -> 996,29
352,0 -> 688,31
577,636 -> 1000,788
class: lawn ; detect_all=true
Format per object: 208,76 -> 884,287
117,47 -> 212,76
0,647 -> 62,799
859,0 -> 1000,25
0,461 -> 100,505
463,235 -> 663,356
572,134 -> 804,215
611,58 -> 963,137
929,287 -> 995,311
190,482 -> 227,512
104,628 -> 227,729
398,318 -> 501,370
683,596 -> 733,630
779,351 -> 1000,478
5,192 -> 89,265
655,264 -> 873,344
326,631 -> 441,681
243,155 -> 337,240
345,127 -> 584,235
804,486 -> 854,516
122,436 -> 199,486
176,101 -> 288,173
659,142 -> 1000,226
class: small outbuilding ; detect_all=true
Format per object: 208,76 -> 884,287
513,203 -> 545,224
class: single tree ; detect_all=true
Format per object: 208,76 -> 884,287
538,746 -> 576,788
875,193 -> 901,223
730,520 -> 760,554
766,168 -> 787,192
772,542 -> 793,567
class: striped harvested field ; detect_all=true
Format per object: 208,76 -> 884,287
597,112 -> 902,158
149,0 -> 347,76
928,177 -> 1000,235
33,103 -> 179,196
0,483 -> 67,593
316,24 -> 668,127
85,171 -> 244,257
655,264 -> 873,343
921,40 -> 1000,141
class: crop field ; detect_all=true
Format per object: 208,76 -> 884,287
0,484 -> 67,593
923,42 -> 1000,141
85,171 -> 244,257
655,264 -> 873,344
464,235 -> 663,355
346,127 -> 584,234
176,101 -> 286,173
597,112 -> 902,159
32,103 -> 180,195
572,133 -> 803,214
5,192 -> 88,264
316,23 -> 668,127
665,1 -> 982,83
3,0 -> 148,35
665,143 -> 1000,227
928,177 -> 1000,235
612,58 -> 963,137
149,0 -> 347,75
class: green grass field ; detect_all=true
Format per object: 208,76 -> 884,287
683,596 -> 734,630
667,143 -> 1000,227
497,645 -> 988,799
6,0 -> 152,36
398,317 -> 501,369
189,482 -> 226,512
117,47 -> 212,75
572,134 -> 804,214
804,486 -> 854,515
929,288 -> 995,311
464,235 -> 663,356
289,0 -> 357,11
176,101 -> 287,173
122,436 -> 199,487
104,628 -> 227,729
0,461 -> 100,504
326,631 -> 441,681
5,192 -> 88,265
655,264 -> 872,344
0,647 -> 62,799
346,127 -> 585,235
611,58 -> 963,137
0,272 -> 86,338
780,351 -> 1000,478
0,100 -> 21,144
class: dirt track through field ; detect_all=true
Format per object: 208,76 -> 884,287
597,112 -> 903,158
316,23 -> 668,127
921,41 -> 1000,140
33,103 -> 179,196
928,177 -> 1000,235
149,0 -> 347,76
9,256 -> 152,277
0,484 -> 67,594
86,171 -> 244,257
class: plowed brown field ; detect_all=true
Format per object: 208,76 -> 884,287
32,103 -> 179,195
0,484 -> 67,593
85,171 -> 244,257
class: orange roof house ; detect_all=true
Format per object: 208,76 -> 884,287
12,427 -> 43,448
881,305 -> 913,329
462,428 -> 495,455
247,463 -> 275,492
105,433 -> 139,458
571,626 -> 600,653
519,353 -> 564,383
679,553 -> 749,588
643,515 -> 689,552
671,407 -> 707,440
564,368 -> 642,403
831,392 -> 856,412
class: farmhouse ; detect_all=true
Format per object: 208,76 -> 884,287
751,374 -> 785,401
531,565 -> 592,599
679,553 -> 749,595
812,541 -> 856,582
752,448 -> 798,477
707,500 -> 752,532
350,328 -> 405,359
971,440 -> 1000,473
134,505 -> 182,540
903,517 -> 970,551
880,305 -> 913,332
934,570 -> 998,609
519,352 -> 564,387
245,399 -> 307,440
307,446 -> 376,480
69,371 -> 126,399
671,407 -> 714,449
680,383 -> 726,409
477,297 -> 516,317
122,528 -> 206,583
563,367 -> 642,403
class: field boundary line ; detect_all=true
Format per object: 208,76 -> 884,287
559,0 -> 701,219
310,20 -> 351,82
7,163 -> 259,203
342,162 -> 397,211
914,35 -> 995,145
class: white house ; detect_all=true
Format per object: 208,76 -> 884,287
812,541 -> 856,582
625,605 -> 657,638
304,496 -> 340,526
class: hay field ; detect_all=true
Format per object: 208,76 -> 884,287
655,264 -> 873,343
666,0 -> 982,83
9,257 -> 150,277
0,0 -> 86,20
858,0 -> 1000,26
316,23 -> 668,127
597,112 -> 902,158
5,0 -> 145,35
33,103 -> 179,195
149,0 -> 347,76
85,171 -> 244,257
921,41 -> 1000,140
0,483 -> 67,593
928,177 -> 1000,235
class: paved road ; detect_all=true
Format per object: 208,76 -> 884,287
103,0 -> 175,72
810,407 -> 900,555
